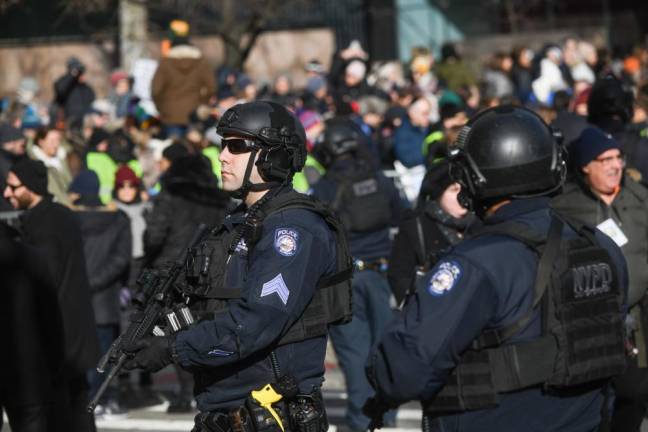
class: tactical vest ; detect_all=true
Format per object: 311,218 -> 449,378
424,214 -> 627,415
184,190 -> 353,346
328,167 -> 392,234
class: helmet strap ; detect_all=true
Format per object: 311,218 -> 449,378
231,148 -> 286,200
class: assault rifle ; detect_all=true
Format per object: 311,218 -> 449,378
87,223 -> 209,413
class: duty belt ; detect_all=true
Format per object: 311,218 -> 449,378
192,407 -> 259,432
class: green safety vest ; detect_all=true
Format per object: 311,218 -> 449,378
86,152 -> 117,204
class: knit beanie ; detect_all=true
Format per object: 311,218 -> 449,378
162,142 -> 190,163
570,126 -> 621,169
115,165 -> 141,189
68,169 -> 100,196
11,158 -> 49,196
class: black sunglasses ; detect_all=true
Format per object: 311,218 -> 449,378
222,138 -> 259,154
5,182 -> 23,191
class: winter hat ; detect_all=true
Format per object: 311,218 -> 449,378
68,169 -> 100,196
345,60 -> 367,80
87,128 -> 111,150
0,123 -> 23,145
298,110 -> 323,131
570,126 -> 621,169
110,71 -> 129,87
10,158 -> 49,196
115,165 -> 141,189
162,142 -> 189,163
306,76 -> 326,94
419,159 -> 454,201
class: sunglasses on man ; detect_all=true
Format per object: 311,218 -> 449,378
222,138 -> 260,154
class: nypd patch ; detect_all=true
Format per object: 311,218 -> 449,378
274,228 -> 299,257
428,261 -> 462,296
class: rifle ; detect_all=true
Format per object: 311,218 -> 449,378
87,223 -> 209,413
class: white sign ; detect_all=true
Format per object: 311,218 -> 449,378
597,218 -> 628,247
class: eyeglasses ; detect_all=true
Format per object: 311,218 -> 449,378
222,138 -> 259,155
5,183 -> 23,192
593,154 -> 625,166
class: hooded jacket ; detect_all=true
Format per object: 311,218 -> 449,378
144,154 -> 230,267
151,44 -> 216,125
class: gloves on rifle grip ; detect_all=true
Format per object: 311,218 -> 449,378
123,335 -> 175,372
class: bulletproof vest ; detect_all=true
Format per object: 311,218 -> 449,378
183,190 -> 353,346
424,214 -> 626,415
328,166 -> 392,233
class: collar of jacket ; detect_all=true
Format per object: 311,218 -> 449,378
483,197 -> 551,225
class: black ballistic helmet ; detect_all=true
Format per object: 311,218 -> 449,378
587,74 -> 634,126
316,118 -> 364,168
450,105 -> 565,212
217,101 -> 306,197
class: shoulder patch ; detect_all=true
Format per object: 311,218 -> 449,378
428,261 -> 463,296
274,228 -> 299,257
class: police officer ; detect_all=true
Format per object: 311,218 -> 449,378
365,106 -> 629,432
310,118 -> 403,432
124,101 -> 353,432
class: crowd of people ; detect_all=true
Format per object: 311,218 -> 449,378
3,17 -> 648,432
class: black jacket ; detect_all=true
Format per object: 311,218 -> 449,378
75,205 -> 132,325
0,224 -> 62,406
20,197 -> 100,373
53,73 -> 95,130
144,155 -> 230,268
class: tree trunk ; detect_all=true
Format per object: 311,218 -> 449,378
119,0 -> 149,72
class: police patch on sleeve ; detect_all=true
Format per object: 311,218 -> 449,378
428,261 -> 462,296
274,228 -> 299,257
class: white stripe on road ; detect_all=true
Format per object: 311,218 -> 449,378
97,418 -> 420,432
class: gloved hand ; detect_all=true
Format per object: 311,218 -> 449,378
362,396 -> 394,431
123,335 -> 174,372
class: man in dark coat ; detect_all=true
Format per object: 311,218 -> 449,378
143,153 -> 229,411
552,126 -> 648,431
53,57 -> 95,131
4,158 -> 100,431
0,220 -> 63,432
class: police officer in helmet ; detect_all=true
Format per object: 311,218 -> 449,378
311,117 -> 403,431
124,101 -> 353,432
365,105 -> 629,432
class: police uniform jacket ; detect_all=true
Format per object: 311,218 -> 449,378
173,190 -> 338,411
368,198 -> 628,432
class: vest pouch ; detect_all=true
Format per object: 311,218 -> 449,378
343,177 -> 392,233
546,241 -> 626,388
423,350 -> 499,415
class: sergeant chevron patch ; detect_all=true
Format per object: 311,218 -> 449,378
261,273 -> 290,305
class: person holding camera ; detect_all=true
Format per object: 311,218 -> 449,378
52,57 -> 95,131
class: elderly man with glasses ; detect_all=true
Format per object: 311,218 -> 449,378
552,126 -> 648,432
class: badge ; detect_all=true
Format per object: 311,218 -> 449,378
261,273 -> 290,305
274,228 -> 299,257
597,218 -> 628,247
428,261 -> 462,296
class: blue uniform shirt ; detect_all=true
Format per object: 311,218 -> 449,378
368,197 -> 628,431
173,192 -> 338,411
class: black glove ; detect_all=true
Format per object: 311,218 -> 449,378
363,396 -> 394,431
123,335 -> 175,372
